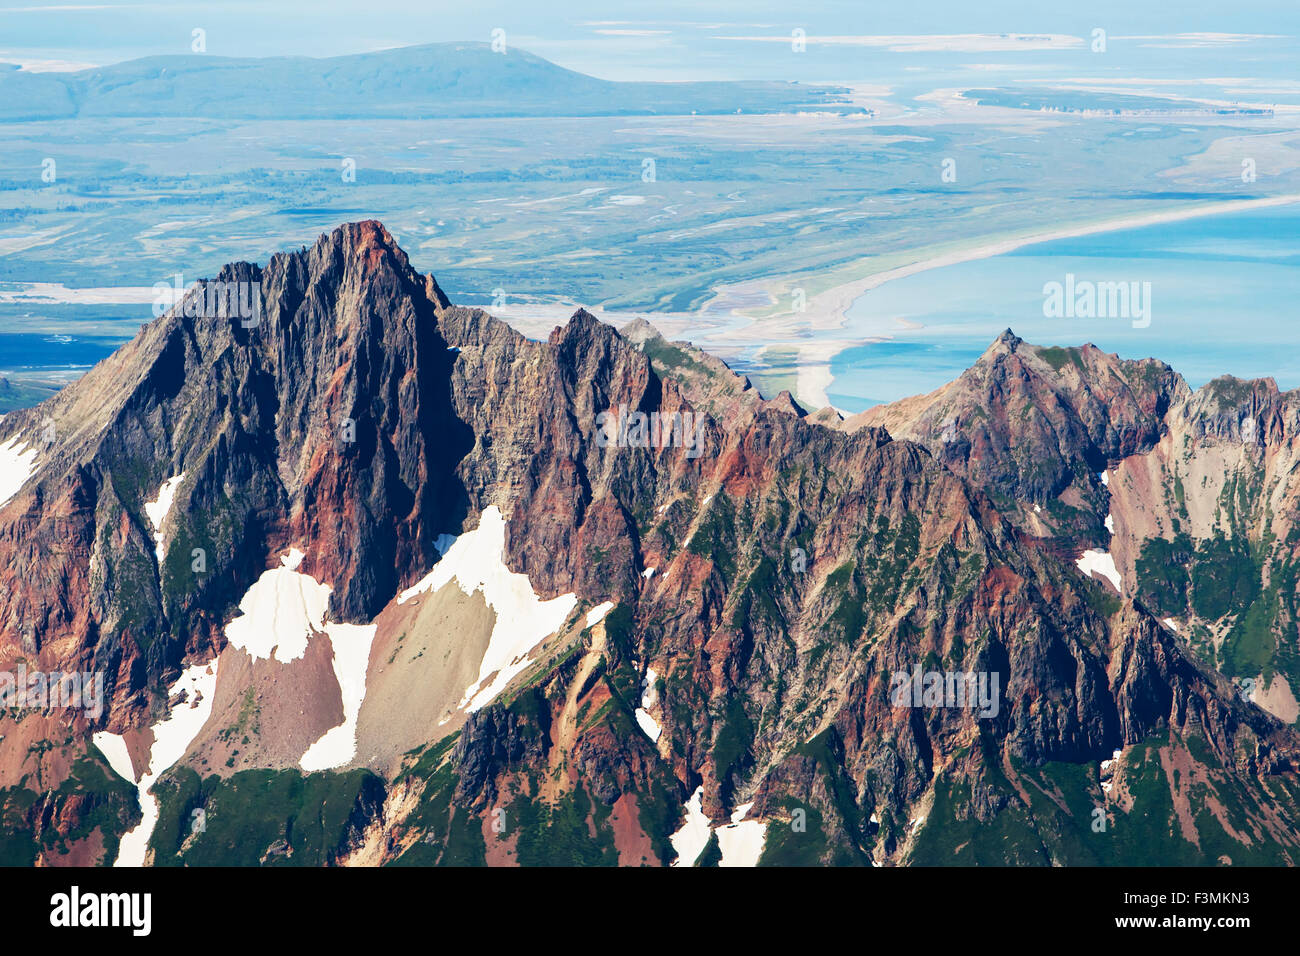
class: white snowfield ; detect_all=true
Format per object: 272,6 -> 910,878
1100,747 -> 1123,774
94,658 -> 220,867
586,601 -> 615,628
225,549 -> 378,770
224,549 -> 331,663
634,710 -> 661,742
715,801 -> 767,867
634,666 -> 662,743
218,548 -> 377,770
0,434 -> 38,507
144,474 -> 186,563
1076,549 -> 1122,594
669,786 -> 712,867
1077,469 -> 1122,593
93,732 -> 134,784
669,786 -> 768,867
399,506 -> 577,713
300,620 -> 377,772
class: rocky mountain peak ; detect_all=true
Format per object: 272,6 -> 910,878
991,326 -> 1023,353
0,221 -> 468,707
4,226 -> 1300,868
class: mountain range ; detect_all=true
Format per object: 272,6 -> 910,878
1,221 -> 1298,867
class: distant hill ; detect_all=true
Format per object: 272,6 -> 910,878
0,42 -> 863,121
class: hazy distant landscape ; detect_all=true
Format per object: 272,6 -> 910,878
3,30 -> 1299,412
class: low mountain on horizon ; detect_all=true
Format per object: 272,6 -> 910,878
1,221 -> 1298,868
0,43 -> 863,122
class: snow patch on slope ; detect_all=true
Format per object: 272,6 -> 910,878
0,434 -> 38,507
716,801 -> 767,867
670,786 -> 712,867
398,506 -> 577,712
221,548 -> 377,769
300,621 -> 377,772
586,601 -> 615,628
224,550 -> 331,663
93,731 -> 134,784
634,666 -> 662,743
1077,469 -> 1122,593
1077,549 -> 1122,594
144,474 -> 186,563
1100,748 -> 1122,774
670,786 -> 767,866
634,710 -> 661,742
95,546 -> 385,848
94,658 -> 219,867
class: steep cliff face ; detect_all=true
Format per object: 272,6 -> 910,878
846,330 -> 1186,547
0,222 -> 466,725
850,331 -> 1300,730
2,223 -> 1297,867
1105,376 -> 1300,721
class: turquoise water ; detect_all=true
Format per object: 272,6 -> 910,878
828,204 -> 1300,411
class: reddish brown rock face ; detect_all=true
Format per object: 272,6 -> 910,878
2,222 -> 1299,867
1,222 -> 469,711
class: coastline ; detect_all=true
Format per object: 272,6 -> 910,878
753,193 -> 1300,409
425,193 -> 1300,412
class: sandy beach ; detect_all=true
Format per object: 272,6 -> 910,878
431,193 -> 1300,412
692,192 -> 1300,407
727,191 -> 1300,340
